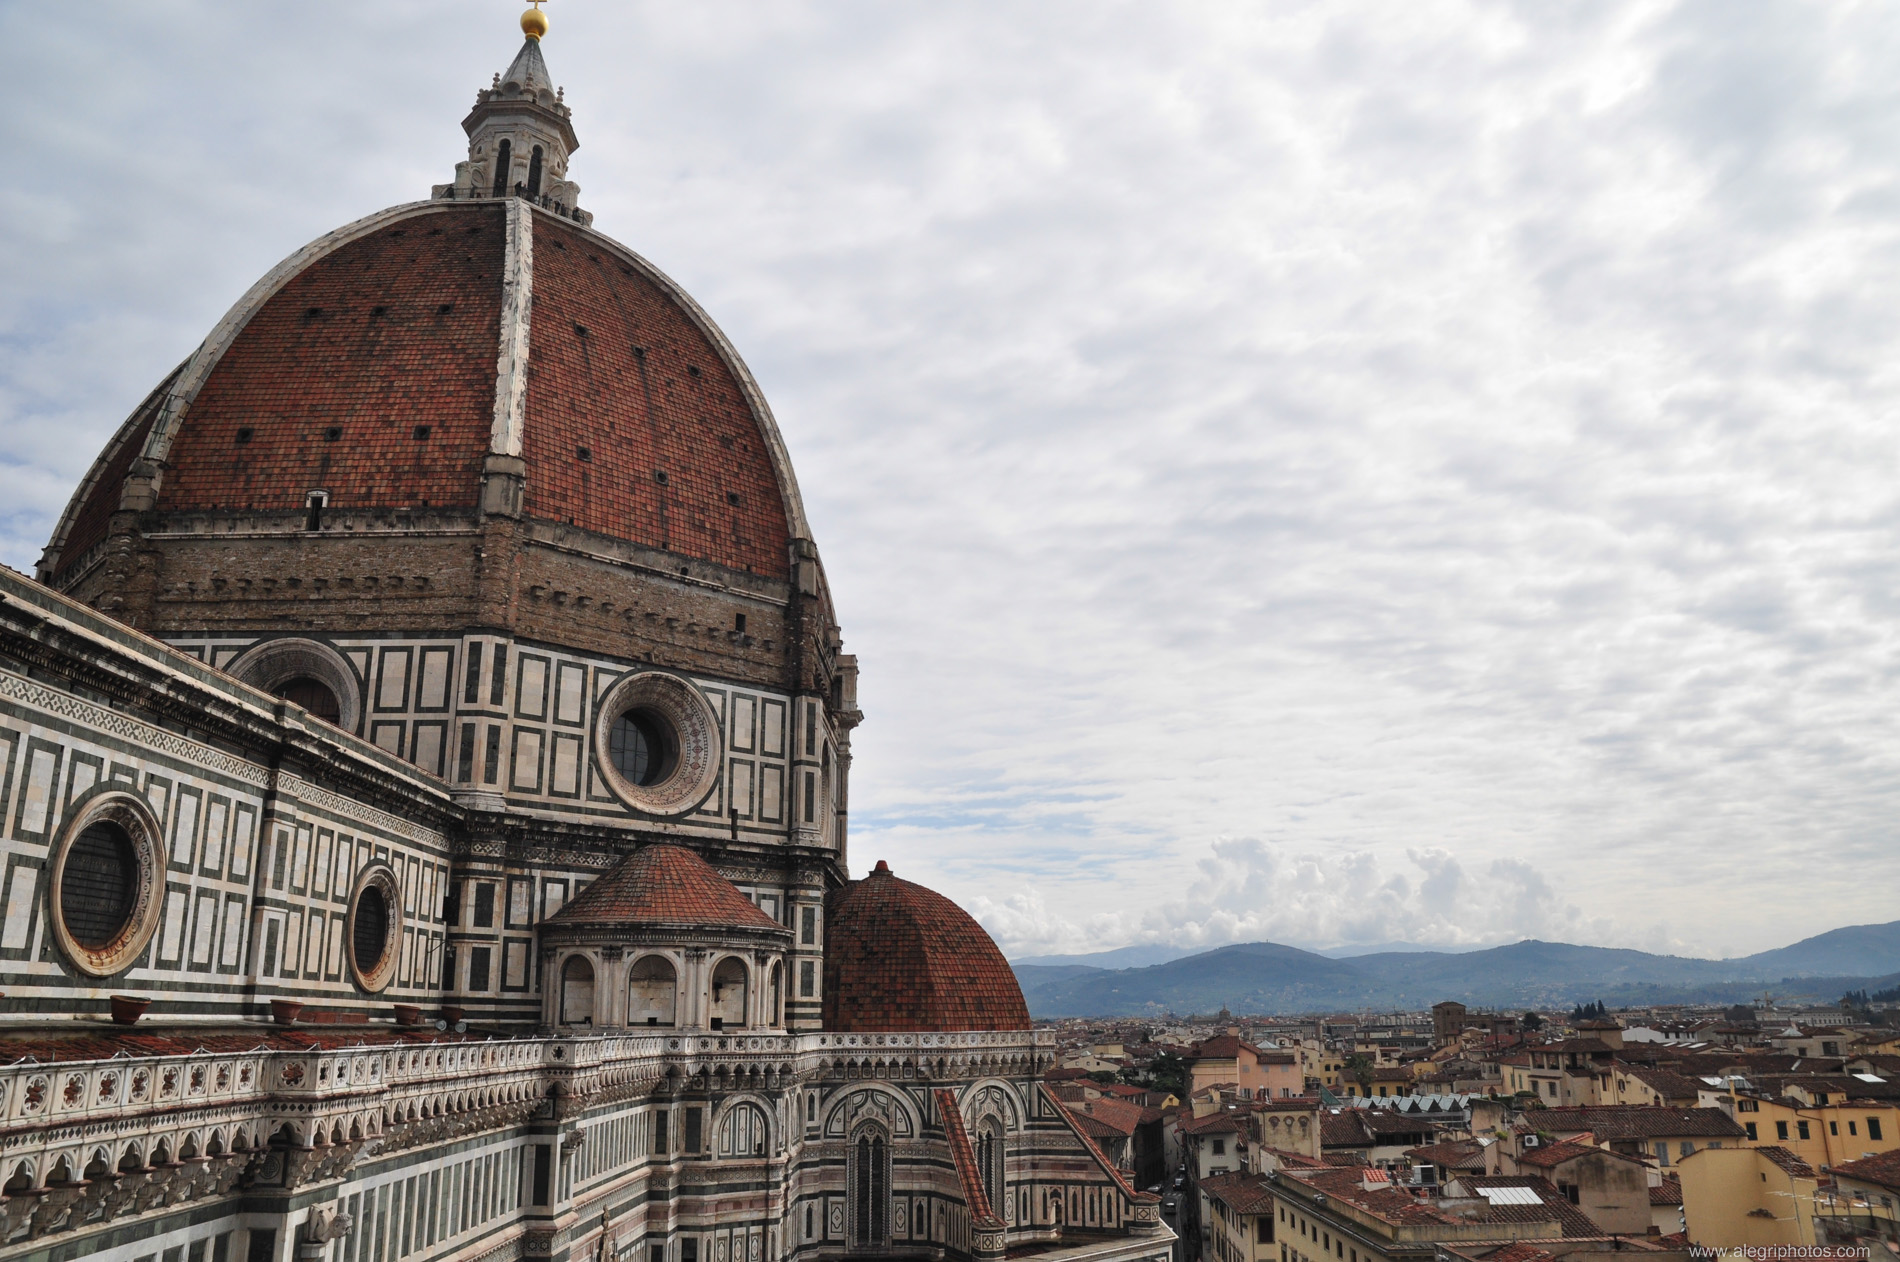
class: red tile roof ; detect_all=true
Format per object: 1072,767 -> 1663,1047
823,862 -> 1028,1034
546,844 -> 784,932
1649,1175 -> 1682,1207
1831,1147 -> 1900,1190
1532,1106 -> 1746,1141
1200,1172 -> 1276,1215
1516,1139 -> 1640,1170
1753,1146 -> 1816,1181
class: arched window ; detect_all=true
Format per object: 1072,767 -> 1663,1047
850,1129 -> 890,1249
710,957 -> 748,1030
717,1103 -> 768,1158
976,1119 -> 1004,1214
560,955 -> 595,1025
527,146 -> 544,197
769,961 -> 783,1028
629,955 -> 678,1027
492,139 -> 512,196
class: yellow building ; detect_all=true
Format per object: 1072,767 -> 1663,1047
1678,1145 -> 1817,1249
1721,1089 -> 1899,1170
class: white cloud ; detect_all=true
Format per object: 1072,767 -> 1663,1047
8,1 -> 1900,959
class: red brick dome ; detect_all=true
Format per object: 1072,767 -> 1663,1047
823,861 -> 1030,1033
43,199 -> 808,584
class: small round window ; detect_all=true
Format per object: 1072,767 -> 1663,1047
49,793 -> 164,978
347,866 -> 402,993
60,822 -> 137,948
610,709 -> 678,786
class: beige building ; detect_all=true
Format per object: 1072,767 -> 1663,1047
1677,1145 -> 1817,1249
1190,1035 -> 1303,1100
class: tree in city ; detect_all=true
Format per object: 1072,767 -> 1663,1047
1344,1052 -> 1375,1096
1148,1052 -> 1188,1097
1568,1000 -> 1607,1023
1521,1011 -> 1545,1032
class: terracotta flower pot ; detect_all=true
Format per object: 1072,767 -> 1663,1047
393,1004 -> 422,1026
440,1006 -> 466,1025
109,995 -> 151,1025
270,1000 -> 303,1026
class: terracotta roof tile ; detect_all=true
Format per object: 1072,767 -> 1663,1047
547,844 -> 785,932
1531,1106 -> 1746,1140
823,862 -> 1028,1034
1832,1148 -> 1900,1191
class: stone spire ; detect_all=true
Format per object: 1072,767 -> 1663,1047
433,4 -> 591,225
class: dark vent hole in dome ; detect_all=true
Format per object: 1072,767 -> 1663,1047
654,470 -> 668,485
413,425 -> 432,441
371,305 -> 388,317
610,709 -> 679,787
352,887 -> 389,976
438,303 -> 454,315
235,428 -> 254,445
303,307 -> 323,322
726,492 -> 741,506
688,365 -> 701,378
275,677 -> 341,724
324,427 -> 342,442
574,323 -> 588,337
577,447 -> 591,462
61,822 -> 137,950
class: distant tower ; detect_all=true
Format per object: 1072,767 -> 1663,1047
434,2 -> 591,223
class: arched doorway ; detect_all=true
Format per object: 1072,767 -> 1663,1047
560,955 -> 595,1025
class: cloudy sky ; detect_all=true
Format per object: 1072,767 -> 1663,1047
7,1 -> 1900,962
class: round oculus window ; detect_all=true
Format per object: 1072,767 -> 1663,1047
60,822 -> 138,949
49,792 -> 164,977
610,708 -> 679,786
352,886 -> 389,977
592,671 -> 722,816
346,865 -> 402,992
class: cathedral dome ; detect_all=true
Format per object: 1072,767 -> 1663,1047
42,197 -> 805,584
823,861 -> 1030,1033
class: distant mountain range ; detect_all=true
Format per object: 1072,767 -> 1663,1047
1010,920 -> 1900,1017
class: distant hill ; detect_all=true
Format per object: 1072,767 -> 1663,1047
1014,944 -> 1204,969
1011,920 -> 1900,1017
1315,941 -> 1489,958
1732,921 -> 1900,978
